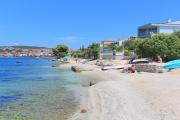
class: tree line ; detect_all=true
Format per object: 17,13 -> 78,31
71,43 -> 100,60
52,31 -> 180,61
52,43 -> 100,60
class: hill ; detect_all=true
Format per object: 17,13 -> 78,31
0,46 -> 51,49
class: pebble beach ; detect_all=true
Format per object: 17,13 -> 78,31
60,61 -> 180,120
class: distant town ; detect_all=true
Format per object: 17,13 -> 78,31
0,46 -> 53,57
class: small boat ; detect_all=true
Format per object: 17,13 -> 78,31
51,59 -> 57,61
16,61 -> 23,63
52,65 -> 57,67
131,58 -> 151,64
102,65 -> 124,70
163,59 -> 180,69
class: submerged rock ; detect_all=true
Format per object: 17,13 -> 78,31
80,109 -> 87,113
89,81 -> 95,86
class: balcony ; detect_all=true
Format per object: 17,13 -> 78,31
138,27 -> 158,38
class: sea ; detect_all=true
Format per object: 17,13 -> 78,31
0,57 -> 89,120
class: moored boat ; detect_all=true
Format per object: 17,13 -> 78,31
16,61 -> 23,63
163,59 -> 180,69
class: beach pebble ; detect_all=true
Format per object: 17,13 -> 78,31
89,81 -> 95,86
80,109 -> 87,113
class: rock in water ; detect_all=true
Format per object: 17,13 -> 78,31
89,81 -> 95,86
80,109 -> 87,113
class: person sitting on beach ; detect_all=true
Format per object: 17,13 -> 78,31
128,65 -> 136,73
129,57 -> 135,64
122,65 -> 136,73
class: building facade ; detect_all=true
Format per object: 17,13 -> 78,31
138,20 -> 180,38
100,39 -> 126,60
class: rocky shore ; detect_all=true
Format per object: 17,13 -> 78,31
59,62 -> 180,120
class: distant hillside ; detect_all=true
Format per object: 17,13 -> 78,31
0,45 -> 53,57
0,46 -> 51,49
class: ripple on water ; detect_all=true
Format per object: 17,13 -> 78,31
0,94 -> 23,111
0,58 -> 88,120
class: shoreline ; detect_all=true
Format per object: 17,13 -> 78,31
59,62 -> 180,120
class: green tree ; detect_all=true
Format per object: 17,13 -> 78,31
173,31 -> 180,38
52,44 -> 69,58
134,39 -> 147,58
87,43 -> 100,59
135,34 -> 180,61
71,43 -> 100,59
144,34 -> 169,60
163,34 -> 180,61
108,43 -> 122,51
123,39 -> 136,51
109,43 -> 117,51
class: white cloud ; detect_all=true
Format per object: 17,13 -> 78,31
13,43 -> 19,45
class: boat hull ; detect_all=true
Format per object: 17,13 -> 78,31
163,59 -> 180,69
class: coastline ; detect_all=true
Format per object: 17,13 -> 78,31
60,62 -> 180,120
0,58 -> 86,120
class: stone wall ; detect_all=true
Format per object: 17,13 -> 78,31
135,64 -> 164,73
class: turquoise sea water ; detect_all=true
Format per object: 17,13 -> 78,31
0,58 -> 88,120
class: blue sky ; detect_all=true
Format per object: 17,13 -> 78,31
0,0 -> 180,49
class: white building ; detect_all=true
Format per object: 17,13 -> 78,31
100,39 -> 126,60
138,20 -> 180,38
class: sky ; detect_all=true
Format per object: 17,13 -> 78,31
0,0 -> 180,49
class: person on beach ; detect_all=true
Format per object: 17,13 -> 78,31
129,57 -> 135,64
128,65 -> 136,73
122,65 -> 136,73
75,58 -> 78,63
157,56 -> 163,63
